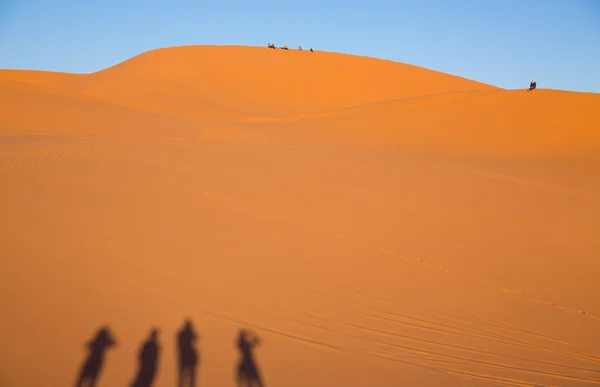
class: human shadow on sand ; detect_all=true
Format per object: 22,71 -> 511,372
235,329 -> 265,387
130,328 -> 161,387
74,326 -> 117,387
74,323 -> 267,387
177,319 -> 199,387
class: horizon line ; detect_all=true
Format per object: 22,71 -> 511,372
1,44 -> 598,95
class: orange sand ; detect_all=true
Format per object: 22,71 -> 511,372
1,45 -> 600,387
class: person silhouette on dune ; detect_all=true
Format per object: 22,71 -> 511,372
131,329 -> 161,387
235,329 -> 264,387
177,319 -> 199,387
528,79 -> 537,91
74,326 -> 117,387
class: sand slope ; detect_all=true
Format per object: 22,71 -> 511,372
1,45 -> 599,387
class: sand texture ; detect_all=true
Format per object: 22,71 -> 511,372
1,45 -> 600,387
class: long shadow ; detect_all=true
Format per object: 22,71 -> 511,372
177,319 -> 199,387
130,328 -> 161,387
235,329 -> 265,387
74,326 -> 117,387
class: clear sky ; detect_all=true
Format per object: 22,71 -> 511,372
1,0 -> 599,92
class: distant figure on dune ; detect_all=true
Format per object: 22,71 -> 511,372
528,79 -> 537,91
298,46 -> 302,51
310,48 -> 313,53
131,329 -> 161,387
177,319 -> 199,387
235,329 -> 265,387
74,326 -> 117,387
267,43 -> 276,49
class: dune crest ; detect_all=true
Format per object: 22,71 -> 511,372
2,45 -> 598,158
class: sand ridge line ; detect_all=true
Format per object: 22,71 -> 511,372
0,140 -> 115,173
424,364 -> 559,387
84,263 -> 595,387
314,226 -> 600,324
1,76 -> 205,122
314,281 -> 591,351
256,295 -> 507,347
254,282 -> 600,378
235,89 -> 504,124
287,285 -> 600,368
433,312 -> 600,355
274,143 -> 587,199
287,285 -> 527,344
112,270 -> 503,386
99,267 -> 496,385
255,297 -> 600,377
250,301 -> 500,385
2,126 -> 585,200
367,353 -> 552,387
361,331 -> 600,385
373,343 -> 595,387
422,162 -> 585,197
432,313 -> 600,362
152,291 -> 483,385
212,134 -> 586,199
113,269 -> 346,353
185,188 -> 600,326
351,326 -> 600,384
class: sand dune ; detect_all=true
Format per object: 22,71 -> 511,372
243,88 -> 600,159
1,45 -> 599,387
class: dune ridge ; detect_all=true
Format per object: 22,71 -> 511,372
2,45 -> 599,158
1,45 -> 600,387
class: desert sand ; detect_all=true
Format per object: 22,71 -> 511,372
1,45 -> 600,387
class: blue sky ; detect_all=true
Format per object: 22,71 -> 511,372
1,0 -> 599,92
